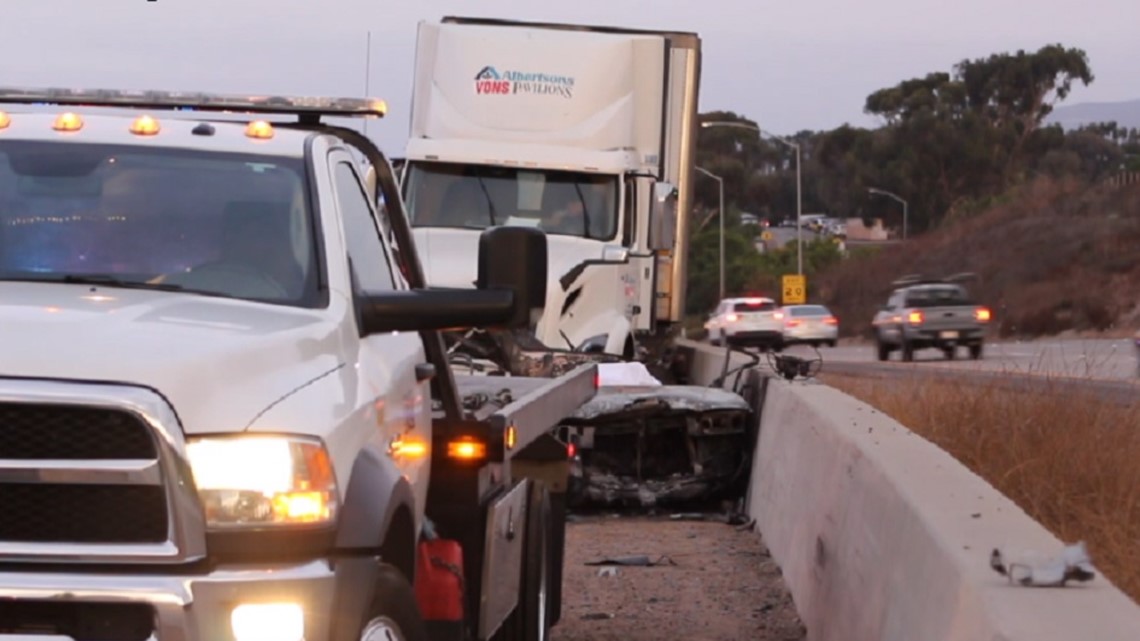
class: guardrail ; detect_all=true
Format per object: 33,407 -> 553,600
680,339 -> 1140,641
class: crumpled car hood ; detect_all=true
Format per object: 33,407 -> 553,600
568,385 -> 750,421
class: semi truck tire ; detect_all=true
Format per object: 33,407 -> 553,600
357,563 -> 431,641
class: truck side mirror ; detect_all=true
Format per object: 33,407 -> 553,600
477,226 -> 548,328
648,181 -> 677,251
357,227 -> 548,335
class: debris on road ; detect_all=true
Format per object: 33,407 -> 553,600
990,541 -> 1097,587
584,554 -> 677,567
552,515 -> 806,641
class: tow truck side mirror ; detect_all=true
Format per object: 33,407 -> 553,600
357,227 -> 548,335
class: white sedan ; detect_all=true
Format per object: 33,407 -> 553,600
704,297 -> 784,350
777,304 -> 839,347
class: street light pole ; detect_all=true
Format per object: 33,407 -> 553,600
794,143 -> 802,275
701,121 -> 803,275
867,187 -> 909,240
695,166 -> 726,300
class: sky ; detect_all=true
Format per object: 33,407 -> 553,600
3,0 -> 1137,155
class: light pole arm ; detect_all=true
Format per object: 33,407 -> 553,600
867,187 -> 909,240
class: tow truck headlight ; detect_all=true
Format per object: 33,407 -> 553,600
185,435 -> 337,529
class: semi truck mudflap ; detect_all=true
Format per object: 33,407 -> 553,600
557,384 -> 755,508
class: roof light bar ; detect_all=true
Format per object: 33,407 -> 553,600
0,86 -> 388,119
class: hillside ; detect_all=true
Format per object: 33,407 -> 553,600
815,178 -> 1140,338
1048,98 -> 1140,130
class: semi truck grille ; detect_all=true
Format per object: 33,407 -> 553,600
0,402 -> 157,459
0,483 -> 168,544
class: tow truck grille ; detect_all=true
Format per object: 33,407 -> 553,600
0,483 -> 168,543
0,402 -> 157,459
0,401 -> 173,548
0,601 -> 156,641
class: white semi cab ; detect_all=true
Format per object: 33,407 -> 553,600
401,16 -> 701,362
0,87 -> 595,641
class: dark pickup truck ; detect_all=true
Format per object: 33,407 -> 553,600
871,276 -> 992,362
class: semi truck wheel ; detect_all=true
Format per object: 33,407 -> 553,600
358,563 -> 430,641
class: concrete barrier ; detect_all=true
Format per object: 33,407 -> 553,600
679,340 -> 1140,641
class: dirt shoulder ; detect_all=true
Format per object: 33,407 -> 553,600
551,514 -> 806,641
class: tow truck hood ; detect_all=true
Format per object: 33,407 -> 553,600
0,282 -> 345,434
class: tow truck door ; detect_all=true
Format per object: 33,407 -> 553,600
328,152 -> 432,516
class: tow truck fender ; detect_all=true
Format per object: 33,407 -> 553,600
336,445 -> 418,561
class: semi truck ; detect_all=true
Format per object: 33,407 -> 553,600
400,16 -> 702,376
0,87 -> 595,641
394,18 -> 761,511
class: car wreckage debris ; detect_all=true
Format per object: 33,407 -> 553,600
989,541 -> 1098,587
559,385 -> 757,508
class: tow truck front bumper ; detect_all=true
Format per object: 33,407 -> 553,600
0,559 -> 360,641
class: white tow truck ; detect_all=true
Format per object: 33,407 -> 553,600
0,87 -> 596,641
393,17 -> 762,510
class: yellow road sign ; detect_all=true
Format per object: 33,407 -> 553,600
782,274 -> 807,305
760,230 -> 774,241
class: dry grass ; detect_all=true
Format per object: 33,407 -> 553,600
816,177 -> 1140,339
822,371 -> 1140,603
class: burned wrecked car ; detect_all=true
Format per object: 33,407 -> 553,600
556,380 -> 758,508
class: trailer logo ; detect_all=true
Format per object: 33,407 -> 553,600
475,66 -> 574,99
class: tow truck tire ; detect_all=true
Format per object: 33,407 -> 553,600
520,482 -> 553,641
547,492 -> 566,627
357,563 -> 430,641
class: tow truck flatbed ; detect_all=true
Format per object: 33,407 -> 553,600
449,365 -> 598,455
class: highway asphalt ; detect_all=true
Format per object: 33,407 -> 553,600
804,336 -> 1140,382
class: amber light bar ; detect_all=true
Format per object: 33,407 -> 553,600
0,86 -> 388,119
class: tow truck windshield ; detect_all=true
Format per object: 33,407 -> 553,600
0,140 -> 321,307
404,161 -> 619,241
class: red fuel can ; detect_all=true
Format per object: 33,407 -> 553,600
414,539 -> 465,624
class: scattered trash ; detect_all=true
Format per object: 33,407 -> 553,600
597,567 -> 619,577
990,541 -> 1097,587
669,513 -> 707,521
585,554 -> 678,567
734,518 -> 757,532
581,612 -> 615,620
665,511 -> 752,526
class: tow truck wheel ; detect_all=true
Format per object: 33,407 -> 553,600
493,481 -> 553,641
520,481 -> 553,641
357,563 -> 430,641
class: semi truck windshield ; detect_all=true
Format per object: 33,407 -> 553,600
405,161 -> 619,241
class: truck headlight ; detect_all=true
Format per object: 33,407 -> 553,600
186,435 -> 338,529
